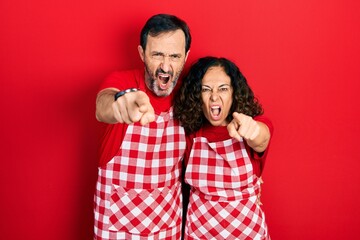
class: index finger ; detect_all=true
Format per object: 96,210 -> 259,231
136,96 -> 152,113
134,92 -> 155,125
139,108 -> 155,125
227,121 -> 241,141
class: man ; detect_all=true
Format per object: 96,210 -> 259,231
93,14 -> 191,239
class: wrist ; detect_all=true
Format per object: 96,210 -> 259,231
114,88 -> 139,101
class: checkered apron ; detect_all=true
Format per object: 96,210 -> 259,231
94,109 -> 186,240
184,137 -> 270,240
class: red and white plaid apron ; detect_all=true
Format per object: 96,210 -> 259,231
94,109 -> 186,240
184,137 -> 270,240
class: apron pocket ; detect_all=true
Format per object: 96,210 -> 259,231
108,183 -> 181,234
188,194 -> 267,238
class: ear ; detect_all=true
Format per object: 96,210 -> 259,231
138,45 -> 145,62
184,50 -> 190,62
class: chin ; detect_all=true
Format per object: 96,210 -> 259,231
154,89 -> 171,97
208,121 -> 222,127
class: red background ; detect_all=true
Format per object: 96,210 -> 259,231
1,1 -> 360,239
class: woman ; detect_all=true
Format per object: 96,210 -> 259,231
174,57 -> 273,239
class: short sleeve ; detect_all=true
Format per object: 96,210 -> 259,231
98,69 -> 144,93
247,115 -> 274,176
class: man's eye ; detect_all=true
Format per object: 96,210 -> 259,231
170,55 -> 181,61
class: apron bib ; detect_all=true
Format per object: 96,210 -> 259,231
185,137 -> 269,240
94,109 -> 186,239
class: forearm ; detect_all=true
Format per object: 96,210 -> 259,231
246,121 -> 271,153
95,88 -> 119,124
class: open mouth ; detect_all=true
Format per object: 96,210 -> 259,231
210,106 -> 221,118
157,73 -> 171,90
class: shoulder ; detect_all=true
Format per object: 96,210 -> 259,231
99,69 -> 145,92
106,69 -> 144,83
254,115 -> 274,135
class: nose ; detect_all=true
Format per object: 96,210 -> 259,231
210,91 -> 219,101
160,56 -> 171,72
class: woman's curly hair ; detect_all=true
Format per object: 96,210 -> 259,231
173,56 -> 263,134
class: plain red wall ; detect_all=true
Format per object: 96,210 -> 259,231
1,1 -> 360,239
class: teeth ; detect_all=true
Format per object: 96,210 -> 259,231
211,106 -> 220,116
158,75 -> 170,84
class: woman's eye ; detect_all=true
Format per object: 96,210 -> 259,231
219,87 -> 229,92
202,88 -> 211,92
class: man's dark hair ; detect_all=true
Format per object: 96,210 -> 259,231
140,14 -> 191,53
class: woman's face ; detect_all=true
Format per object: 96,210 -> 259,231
201,66 -> 233,126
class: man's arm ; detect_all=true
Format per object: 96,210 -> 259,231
96,87 -> 155,125
95,88 -> 119,124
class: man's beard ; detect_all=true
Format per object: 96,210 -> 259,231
144,64 -> 183,97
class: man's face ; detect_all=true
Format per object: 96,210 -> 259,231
138,29 -> 189,97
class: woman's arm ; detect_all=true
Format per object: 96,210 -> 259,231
227,112 -> 271,153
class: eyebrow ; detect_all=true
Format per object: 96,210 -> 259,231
151,51 -> 182,56
202,84 -> 231,88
